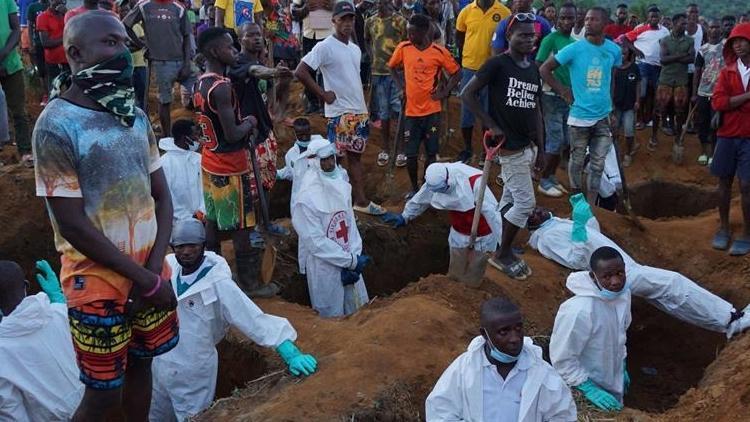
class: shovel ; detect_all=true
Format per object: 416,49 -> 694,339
610,129 -> 645,231
672,103 -> 697,165
447,132 -> 503,287
249,138 -> 278,284
378,103 -> 406,202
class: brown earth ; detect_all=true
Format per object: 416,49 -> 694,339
2,80 -> 750,421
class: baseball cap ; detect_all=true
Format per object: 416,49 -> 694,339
333,1 -> 355,18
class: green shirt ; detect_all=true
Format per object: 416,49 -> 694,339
658,34 -> 693,87
0,0 -> 23,75
536,31 -> 575,89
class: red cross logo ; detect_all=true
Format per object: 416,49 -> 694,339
336,220 -> 349,243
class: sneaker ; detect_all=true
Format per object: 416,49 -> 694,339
538,178 -> 563,197
635,122 -> 645,130
396,154 -> 407,167
548,175 -> 568,193
646,120 -> 654,128
377,151 -> 389,167
708,157 -> 713,166
457,150 -> 472,164
661,126 -> 675,136
40,95 -> 48,107
697,154 -> 708,166
623,154 -> 633,167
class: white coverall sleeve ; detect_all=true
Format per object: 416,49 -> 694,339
550,303 -> 593,388
217,280 -> 298,348
402,185 -> 434,222
539,376 -> 578,422
293,204 -> 357,269
424,358 -> 467,422
629,265 -> 734,333
198,167 -> 206,215
0,380 -> 28,422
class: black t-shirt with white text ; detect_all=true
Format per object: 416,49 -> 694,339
613,62 -> 641,111
474,54 -> 540,151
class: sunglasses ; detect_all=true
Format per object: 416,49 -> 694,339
507,12 -> 537,36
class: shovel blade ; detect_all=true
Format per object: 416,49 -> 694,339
447,247 -> 489,288
261,244 -> 277,284
671,143 -> 685,164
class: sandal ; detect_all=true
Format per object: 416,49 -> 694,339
488,257 -> 528,280
517,258 -> 532,277
353,201 -> 387,216
697,154 -> 708,166
729,237 -> 750,256
377,151 -> 389,167
712,230 -> 731,251
647,138 -> 658,152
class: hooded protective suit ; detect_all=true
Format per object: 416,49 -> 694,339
550,271 -> 631,403
0,293 -> 84,421
426,336 -> 577,422
159,137 -> 205,224
150,252 -> 297,421
277,135 -> 328,208
596,146 -> 621,198
291,143 -> 369,317
529,215 -> 735,333
403,163 -> 502,252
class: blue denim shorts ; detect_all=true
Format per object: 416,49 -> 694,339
710,137 -> 750,182
460,68 -> 488,129
371,75 -> 402,121
152,60 -> 197,104
613,108 -> 635,138
637,62 -> 661,97
541,94 -> 570,154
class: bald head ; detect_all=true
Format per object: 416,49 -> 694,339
0,260 -> 26,316
64,11 -> 130,72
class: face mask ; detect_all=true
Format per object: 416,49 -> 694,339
322,165 -> 340,179
426,181 -> 452,193
50,50 -> 136,127
593,274 -> 629,300
187,138 -> 201,152
482,328 -> 520,364
296,139 -> 310,148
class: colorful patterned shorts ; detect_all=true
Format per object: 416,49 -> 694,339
68,300 -> 179,390
327,113 -> 370,154
203,171 -> 256,231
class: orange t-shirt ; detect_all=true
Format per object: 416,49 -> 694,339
388,41 -> 460,117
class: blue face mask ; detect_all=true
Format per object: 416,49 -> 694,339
296,139 -> 310,148
427,181 -> 452,194
593,274 -> 629,300
482,329 -> 520,363
322,165 -> 340,179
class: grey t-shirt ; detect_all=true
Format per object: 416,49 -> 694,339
124,0 -> 189,62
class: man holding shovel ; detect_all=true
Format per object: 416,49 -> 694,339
461,13 -> 543,280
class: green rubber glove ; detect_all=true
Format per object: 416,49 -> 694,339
35,260 -> 66,304
570,193 -> 593,243
575,379 -> 623,412
275,339 -> 318,377
623,360 -> 631,394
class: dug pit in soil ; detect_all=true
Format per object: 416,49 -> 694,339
215,338 -> 270,399
628,181 -> 718,219
625,299 -> 724,412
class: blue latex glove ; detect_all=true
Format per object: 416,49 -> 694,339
341,269 -> 360,286
35,260 -> 66,304
570,193 -> 593,243
275,339 -> 318,376
381,212 -> 406,228
575,379 -> 622,412
354,255 -> 372,273
623,360 -> 631,394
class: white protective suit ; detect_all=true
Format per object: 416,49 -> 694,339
277,135 -> 327,209
0,293 -> 84,421
402,163 -> 502,252
159,137 -> 205,224
529,216 -> 735,333
426,336 -> 577,422
291,158 -> 369,318
550,271 -> 632,403
150,252 -> 297,421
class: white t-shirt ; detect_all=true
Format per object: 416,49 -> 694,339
628,24 -> 670,66
687,24 -> 703,73
738,59 -> 750,91
302,35 -> 368,118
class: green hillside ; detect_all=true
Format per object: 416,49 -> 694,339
532,0 -> 746,21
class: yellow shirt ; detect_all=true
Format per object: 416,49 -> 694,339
215,0 -> 264,30
455,0 -> 511,70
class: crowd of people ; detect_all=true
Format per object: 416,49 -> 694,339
1,0 -> 750,420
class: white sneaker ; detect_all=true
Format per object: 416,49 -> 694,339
537,183 -> 563,198
396,154 -> 407,167
727,305 -> 750,339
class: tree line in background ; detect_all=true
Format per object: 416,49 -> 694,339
531,0 -> 746,21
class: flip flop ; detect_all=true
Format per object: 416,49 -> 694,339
488,257 -> 528,280
517,258 -> 532,277
729,237 -> 750,256
353,201 -> 387,216
647,138 -> 658,152
712,230 -> 731,251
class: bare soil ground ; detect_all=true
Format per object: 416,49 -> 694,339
3,82 -> 749,421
